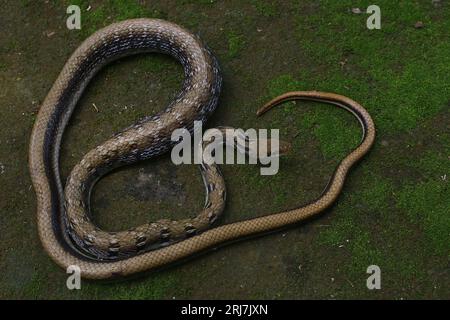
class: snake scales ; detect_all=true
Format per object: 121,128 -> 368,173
29,19 -> 375,279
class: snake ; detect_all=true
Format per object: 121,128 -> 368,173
29,19 -> 375,279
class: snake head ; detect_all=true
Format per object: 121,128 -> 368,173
277,139 -> 292,156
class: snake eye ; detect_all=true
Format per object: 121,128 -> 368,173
207,183 -> 215,192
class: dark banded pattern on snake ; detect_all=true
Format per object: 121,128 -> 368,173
29,19 -> 375,279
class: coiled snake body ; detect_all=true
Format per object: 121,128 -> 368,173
29,19 -> 375,279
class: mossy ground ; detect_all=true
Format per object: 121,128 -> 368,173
0,0 -> 448,299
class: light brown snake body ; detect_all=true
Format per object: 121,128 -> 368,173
29,19 -> 375,279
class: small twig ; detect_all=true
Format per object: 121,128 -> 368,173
346,278 -> 355,288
